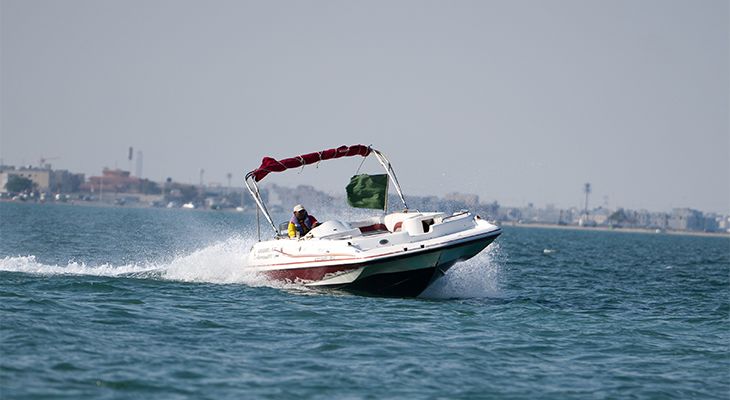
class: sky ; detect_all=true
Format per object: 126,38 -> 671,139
1,0 -> 728,214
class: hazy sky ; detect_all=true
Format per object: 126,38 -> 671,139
2,1 -> 728,214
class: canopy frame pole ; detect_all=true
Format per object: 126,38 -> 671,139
371,149 -> 408,211
245,172 -> 279,237
383,176 -> 390,216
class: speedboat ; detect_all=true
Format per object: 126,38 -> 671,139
244,145 -> 502,297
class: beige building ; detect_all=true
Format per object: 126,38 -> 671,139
0,166 -> 84,193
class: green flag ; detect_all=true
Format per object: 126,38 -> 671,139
346,174 -> 388,210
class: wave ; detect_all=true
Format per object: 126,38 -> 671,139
0,237 -> 503,298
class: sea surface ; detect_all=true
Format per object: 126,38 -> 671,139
1,202 -> 728,399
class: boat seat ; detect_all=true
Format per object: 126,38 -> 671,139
384,213 -> 422,232
350,216 -> 387,234
358,223 -> 388,234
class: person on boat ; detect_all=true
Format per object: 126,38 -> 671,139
288,204 -> 319,238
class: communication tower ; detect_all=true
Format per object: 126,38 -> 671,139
136,151 -> 143,178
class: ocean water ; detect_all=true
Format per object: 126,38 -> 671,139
1,202 -> 728,399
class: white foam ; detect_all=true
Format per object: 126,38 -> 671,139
419,242 -> 504,299
1,235 -> 504,297
157,236 -> 297,289
0,255 -> 157,276
0,235 -> 286,289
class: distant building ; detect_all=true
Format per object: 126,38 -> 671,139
81,169 -> 145,194
0,165 -> 84,193
718,216 -> 730,232
444,192 -> 479,207
539,204 -> 563,224
649,212 -> 669,229
668,208 -> 703,231
264,184 -> 334,211
703,215 -> 720,232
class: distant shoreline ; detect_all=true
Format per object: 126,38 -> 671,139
4,199 -> 729,238
0,198 -> 249,212
503,221 -> 730,238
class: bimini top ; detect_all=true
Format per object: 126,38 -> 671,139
244,144 -> 408,238
247,144 -> 371,182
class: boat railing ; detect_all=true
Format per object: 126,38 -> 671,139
442,210 -> 471,222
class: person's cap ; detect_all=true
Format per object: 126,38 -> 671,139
293,204 -> 305,212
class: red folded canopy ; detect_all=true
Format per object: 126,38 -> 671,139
249,145 -> 371,182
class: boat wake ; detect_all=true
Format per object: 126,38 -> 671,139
0,254 -> 160,277
0,235 -> 282,289
0,236 -> 503,298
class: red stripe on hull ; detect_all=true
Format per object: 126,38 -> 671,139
263,265 -> 361,283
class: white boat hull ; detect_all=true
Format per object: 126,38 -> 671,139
247,212 -> 501,296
